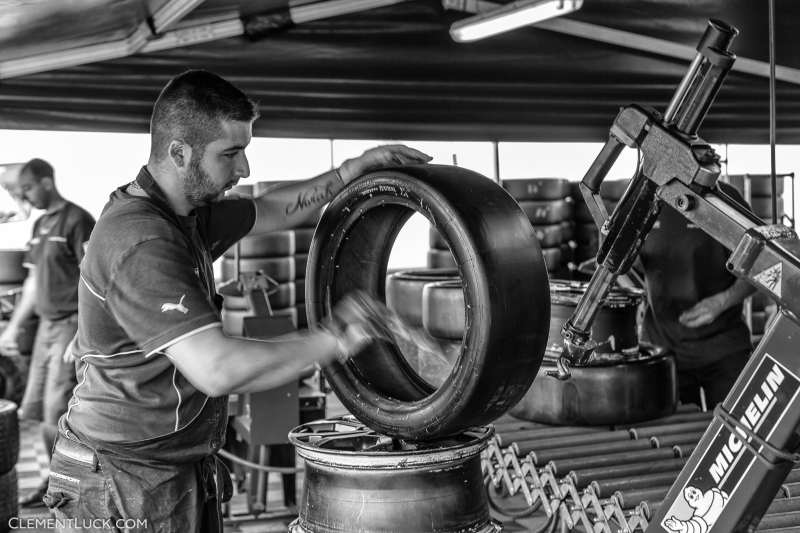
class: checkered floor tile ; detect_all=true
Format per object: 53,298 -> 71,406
14,419 -> 52,532
16,420 -> 49,492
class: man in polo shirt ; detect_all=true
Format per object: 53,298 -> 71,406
639,182 -> 755,407
0,158 -> 95,506
47,70 -> 431,530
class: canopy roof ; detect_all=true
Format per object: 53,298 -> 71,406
0,0 -> 797,143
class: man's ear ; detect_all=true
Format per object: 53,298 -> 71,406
40,176 -> 55,191
168,140 -> 190,170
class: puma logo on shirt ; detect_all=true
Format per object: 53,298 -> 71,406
161,294 -> 189,314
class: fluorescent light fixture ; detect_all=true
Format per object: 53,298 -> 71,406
450,0 -> 582,42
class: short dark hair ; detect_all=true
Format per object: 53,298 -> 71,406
150,70 -> 259,160
20,158 -> 54,182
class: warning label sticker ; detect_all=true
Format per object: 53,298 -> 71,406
753,263 -> 782,298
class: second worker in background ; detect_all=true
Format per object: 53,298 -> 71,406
0,158 -> 95,506
639,181 -> 755,408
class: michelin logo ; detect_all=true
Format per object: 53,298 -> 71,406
664,486 -> 729,533
659,355 -> 799,533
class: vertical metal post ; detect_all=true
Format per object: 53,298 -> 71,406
769,0 -> 778,224
493,141 -> 501,183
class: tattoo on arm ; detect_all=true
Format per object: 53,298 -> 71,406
285,180 -> 338,215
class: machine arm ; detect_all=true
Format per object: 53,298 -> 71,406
554,18 -> 800,532
552,19 -> 741,377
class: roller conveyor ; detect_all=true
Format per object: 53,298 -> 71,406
482,405 -> 800,532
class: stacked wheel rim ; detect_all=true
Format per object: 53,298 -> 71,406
509,347 -> 677,425
288,417 -> 499,533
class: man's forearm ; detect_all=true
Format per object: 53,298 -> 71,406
249,145 -> 431,234
224,331 -> 339,395
167,326 -> 341,397
7,275 -> 37,330
722,278 -> 758,311
251,168 -> 345,233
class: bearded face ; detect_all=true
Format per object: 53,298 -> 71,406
182,147 -> 222,207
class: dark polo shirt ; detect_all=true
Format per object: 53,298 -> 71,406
640,182 -> 752,369
24,201 -> 95,320
65,168 -> 255,457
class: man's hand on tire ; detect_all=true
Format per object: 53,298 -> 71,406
338,145 -> 432,184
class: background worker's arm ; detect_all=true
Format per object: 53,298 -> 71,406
0,272 -> 37,356
250,144 -> 431,233
678,278 -> 757,328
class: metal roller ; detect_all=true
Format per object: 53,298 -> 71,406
767,497 -> 800,514
672,444 -> 696,457
569,457 -> 687,488
649,431 -> 704,448
781,482 -> 800,498
614,486 -> 670,510
496,424 -> 606,446
525,438 -> 654,464
630,420 -> 711,439
783,469 -> 800,485
547,447 -> 680,477
629,409 -> 712,428
510,428 -> 632,450
758,511 -> 800,530
591,471 -> 677,498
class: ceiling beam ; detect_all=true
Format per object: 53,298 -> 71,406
151,0 -> 207,33
0,0 -> 209,79
0,0 -> 411,79
0,24 -> 152,79
143,12 -> 244,54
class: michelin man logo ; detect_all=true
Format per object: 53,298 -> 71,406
663,486 -> 729,533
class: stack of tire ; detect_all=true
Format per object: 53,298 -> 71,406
385,269 -> 463,386
502,178 -> 574,275
0,249 -> 28,406
748,174 -> 787,223
219,183 -> 317,335
428,178 -> 575,273
0,250 -> 26,301
571,179 -> 629,267
0,400 -> 19,532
